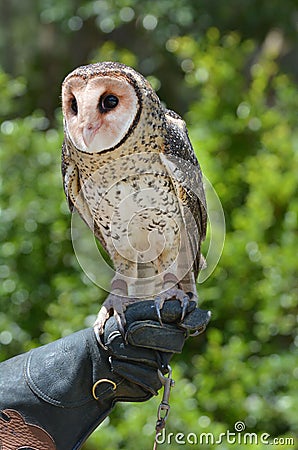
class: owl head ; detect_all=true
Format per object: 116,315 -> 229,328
62,62 -> 161,154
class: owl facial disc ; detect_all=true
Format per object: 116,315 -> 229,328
62,75 -> 140,153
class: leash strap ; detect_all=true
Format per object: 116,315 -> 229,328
153,365 -> 175,450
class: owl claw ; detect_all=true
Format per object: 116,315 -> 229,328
154,288 -> 190,325
94,305 -> 110,336
113,309 -> 126,340
180,295 -> 189,321
154,296 -> 164,326
94,290 -> 128,345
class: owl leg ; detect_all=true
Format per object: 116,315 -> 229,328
154,273 -> 190,325
94,278 -> 129,339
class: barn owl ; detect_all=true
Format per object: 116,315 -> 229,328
61,61 -> 207,337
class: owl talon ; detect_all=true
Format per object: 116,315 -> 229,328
181,295 -> 189,321
154,296 -> 164,326
94,283 -> 128,342
114,309 -> 127,340
154,288 -> 191,324
94,306 -> 110,337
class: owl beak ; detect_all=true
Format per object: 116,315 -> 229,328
82,121 -> 101,147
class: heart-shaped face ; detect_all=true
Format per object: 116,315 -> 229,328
62,73 -> 140,153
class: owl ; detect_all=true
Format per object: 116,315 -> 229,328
61,61 -> 207,337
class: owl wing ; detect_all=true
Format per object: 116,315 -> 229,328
61,139 -> 109,253
161,109 -> 207,279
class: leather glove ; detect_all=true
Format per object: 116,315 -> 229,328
101,299 -> 209,397
0,300 -> 210,450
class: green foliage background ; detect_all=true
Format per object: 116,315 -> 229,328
0,1 -> 297,449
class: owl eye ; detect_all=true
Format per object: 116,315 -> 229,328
70,97 -> 78,115
100,94 -> 119,112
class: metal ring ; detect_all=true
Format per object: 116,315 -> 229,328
92,378 -> 117,400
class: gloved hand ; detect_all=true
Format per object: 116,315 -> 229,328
102,298 -> 210,441
101,299 -> 210,398
0,300 -> 210,450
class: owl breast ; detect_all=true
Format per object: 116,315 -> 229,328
79,152 -> 184,274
